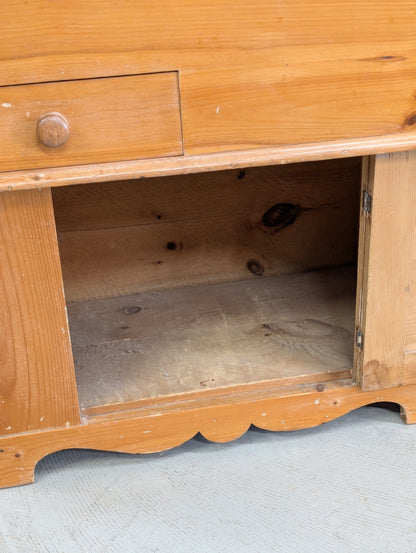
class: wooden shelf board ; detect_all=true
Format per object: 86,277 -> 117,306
67,265 -> 356,411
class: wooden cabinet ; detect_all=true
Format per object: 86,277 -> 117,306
1,1 -> 416,488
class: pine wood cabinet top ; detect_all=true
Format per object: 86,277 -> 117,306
1,1 -> 416,189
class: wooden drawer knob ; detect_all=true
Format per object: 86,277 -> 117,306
36,112 -> 70,148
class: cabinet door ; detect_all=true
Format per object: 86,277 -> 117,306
355,151 -> 416,391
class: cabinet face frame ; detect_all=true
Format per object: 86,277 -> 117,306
0,188 -> 81,435
1,152 -> 416,488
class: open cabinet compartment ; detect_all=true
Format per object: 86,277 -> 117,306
52,157 -> 362,416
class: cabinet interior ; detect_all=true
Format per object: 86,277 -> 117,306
52,157 -> 362,414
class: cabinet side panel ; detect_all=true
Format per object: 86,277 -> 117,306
357,151 -> 416,390
0,189 -> 80,435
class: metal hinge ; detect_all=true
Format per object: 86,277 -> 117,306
355,327 -> 363,350
362,191 -> 372,215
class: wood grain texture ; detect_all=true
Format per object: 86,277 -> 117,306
403,353 -> 416,384
54,159 -> 360,301
1,379 -> 416,488
2,0 -> 415,78
36,112 -> 71,149
356,152 -> 416,390
0,73 -> 182,172
353,156 -> 373,385
53,158 -> 361,232
1,1 -> 416,162
81,369 -> 353,419
181,58 -> 416,154
401,150 -> 416,383
68,267 -> 356,409
2,1 -> 416,489
0,189 -> 80,436
0,133 -> 415,193
403,201 -> 416,360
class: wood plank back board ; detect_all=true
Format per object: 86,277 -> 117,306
53,158 -> 361,301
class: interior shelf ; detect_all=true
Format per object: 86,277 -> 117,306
67,265 -> 356,410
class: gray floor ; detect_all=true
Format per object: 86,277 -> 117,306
1,405 -> 416,553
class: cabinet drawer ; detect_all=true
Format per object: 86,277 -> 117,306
0,73 -> 183,172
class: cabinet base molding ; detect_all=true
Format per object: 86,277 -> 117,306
1,381 -> 415,489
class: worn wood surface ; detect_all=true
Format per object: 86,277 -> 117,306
1,1 -> 416,489
0,133 -> 415,193
1,2 -> 416,163
403,189 -> 416,361
0,73 -> 182,172
54,159 -> 360,301
53,158 -> 361,232
36,112 -> 71,149
400,151 -> 416,384
353,156 -> 373,385
181,59 -> 416,155
0,189 -> 80,436
1,378 -> 416,488
68,267 -> 356,409
2,406 -> 415,552
81,369 -> 353,420
356,152 -> 416,390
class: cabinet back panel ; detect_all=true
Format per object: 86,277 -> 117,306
53,158 -> 361,302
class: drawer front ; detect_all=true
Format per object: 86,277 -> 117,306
0,73 -> 183,172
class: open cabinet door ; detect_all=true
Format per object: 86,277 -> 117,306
355,151 -> 416,391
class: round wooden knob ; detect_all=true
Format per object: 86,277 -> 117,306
36,112 -> 70,148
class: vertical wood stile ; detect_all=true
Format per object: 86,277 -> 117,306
0,188 -> 80,435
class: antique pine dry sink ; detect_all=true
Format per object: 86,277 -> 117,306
1,2 -> 416,488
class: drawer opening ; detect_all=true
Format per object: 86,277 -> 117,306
52,157 -> 361,415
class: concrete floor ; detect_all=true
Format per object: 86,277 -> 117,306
1,405 -> 416,553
